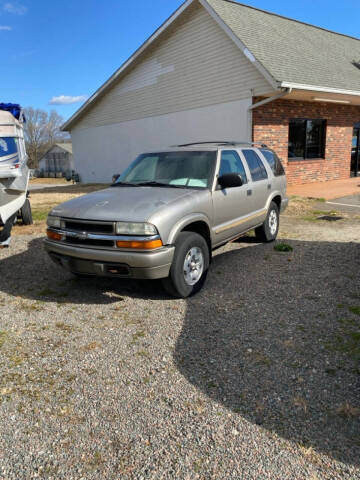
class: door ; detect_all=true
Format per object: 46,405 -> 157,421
351,124 -> 360,177
212,150 -> 253,245
240,149 -> 270,222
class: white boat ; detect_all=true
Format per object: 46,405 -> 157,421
0,104 -> 30,247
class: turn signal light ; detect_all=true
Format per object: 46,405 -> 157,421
116,239 -> 163,250
47,230 -> 63,241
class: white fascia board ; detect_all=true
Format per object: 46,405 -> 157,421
281,81 -> 360,97
62,0 -> 195,131
199,0 -> 280,91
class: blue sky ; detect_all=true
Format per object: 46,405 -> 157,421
1,0 -> 359,123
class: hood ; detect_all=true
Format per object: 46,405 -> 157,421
51,186 -> 202,222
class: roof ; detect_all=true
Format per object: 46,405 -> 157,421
62,0 -> 360,131
40,143 -> 73,161
56,142 -> 72,154
206,0 -> 360,93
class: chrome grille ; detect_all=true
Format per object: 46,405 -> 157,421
59,218 -> 116,249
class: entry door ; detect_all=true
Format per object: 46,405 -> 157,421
351,125 -> 360,177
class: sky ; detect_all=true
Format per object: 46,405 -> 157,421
1,0 -> 359,124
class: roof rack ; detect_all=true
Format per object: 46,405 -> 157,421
173,141 -> 268,148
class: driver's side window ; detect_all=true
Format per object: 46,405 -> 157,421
219,150 -> 247,184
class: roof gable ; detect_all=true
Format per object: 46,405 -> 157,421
63,0 -> 360,131
206,0 -> 360,93
40,143 -> 72,161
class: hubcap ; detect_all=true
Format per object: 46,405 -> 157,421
183,247 -> 204,286
269,209 -> 278,235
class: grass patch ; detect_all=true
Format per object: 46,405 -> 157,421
136,350 -> 150,358
81,342 -> 101,352
325,318 -> 360,361
132,330 -> 146,342
55,322 -> 73,333
18,302 -> 43,312
349,306 -> 360,316
0,331 -> 8,348
337,402 -> 360,418
37,288 -> 56,297
274,243 -> 293,252
32,208 -> 50,222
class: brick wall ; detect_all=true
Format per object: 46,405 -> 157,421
252,98 -> 360,185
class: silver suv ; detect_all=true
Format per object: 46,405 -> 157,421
45,141 -> 288,297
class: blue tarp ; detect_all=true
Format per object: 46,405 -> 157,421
0,103 -> 25,122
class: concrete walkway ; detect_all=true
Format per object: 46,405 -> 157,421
287,176 -> 360,200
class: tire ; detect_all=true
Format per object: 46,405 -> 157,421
20,199 -> 33,225
162,231 -> 210,298
255,201 -> 279,242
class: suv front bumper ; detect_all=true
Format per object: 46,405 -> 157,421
44,239 -> 175,279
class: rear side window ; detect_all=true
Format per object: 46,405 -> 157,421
219,150 -> 247,184
261,149 -> 285,176
242,149 -> 268,181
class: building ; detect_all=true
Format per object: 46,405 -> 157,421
38,143 -> 74,177
62,0 -> 360,185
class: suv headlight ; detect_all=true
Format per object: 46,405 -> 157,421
47,215 -> 61,229
115,222 -> 158,236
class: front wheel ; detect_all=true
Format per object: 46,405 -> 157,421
162,232 -> 209,298
255,201 -> 279,242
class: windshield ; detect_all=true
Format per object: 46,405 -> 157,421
114,151 -> 217,189
0,137 -> 18,158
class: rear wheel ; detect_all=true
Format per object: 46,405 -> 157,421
255,201 -> 279,242
162,232 -> 209,298
20,198 -> 33,225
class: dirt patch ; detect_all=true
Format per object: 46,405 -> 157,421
30,177 -> 68,185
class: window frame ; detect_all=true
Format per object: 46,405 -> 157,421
288,118 -> 327,161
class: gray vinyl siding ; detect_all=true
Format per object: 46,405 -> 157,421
74,1 -> 272,130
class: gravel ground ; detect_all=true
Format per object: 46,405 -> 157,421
0,216 -> 359,479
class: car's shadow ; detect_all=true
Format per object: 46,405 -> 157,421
0,237 -> 168,304
1,235 -> 359,467
175,238 -> 360,467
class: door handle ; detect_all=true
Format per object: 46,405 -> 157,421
247,189 -> 252,196
267,184 -> 271,190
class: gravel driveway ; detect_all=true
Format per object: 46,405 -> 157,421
0,216 -> 359,479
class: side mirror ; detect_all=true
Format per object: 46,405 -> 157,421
112,173 -> 120,183
218,173 -> 243,189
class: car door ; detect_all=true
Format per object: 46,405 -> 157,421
240,149 -> 271,225
212,150 -> 254,245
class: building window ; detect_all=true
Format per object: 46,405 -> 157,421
288,119 -> 326,160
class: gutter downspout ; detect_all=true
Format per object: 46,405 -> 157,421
247,88 -> 292,141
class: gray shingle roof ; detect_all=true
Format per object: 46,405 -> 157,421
206,0 -> 360,93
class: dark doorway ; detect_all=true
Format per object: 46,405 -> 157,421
351,123 -> 360,176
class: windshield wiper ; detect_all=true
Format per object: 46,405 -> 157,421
111,182 -> 141,187
136,181 -> 186,188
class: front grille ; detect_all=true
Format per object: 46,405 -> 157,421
63,219 -> 114,235
64,237 -> 114,248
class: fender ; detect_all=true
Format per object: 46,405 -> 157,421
167,212 -> 212,245
266,190 -> 283,210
